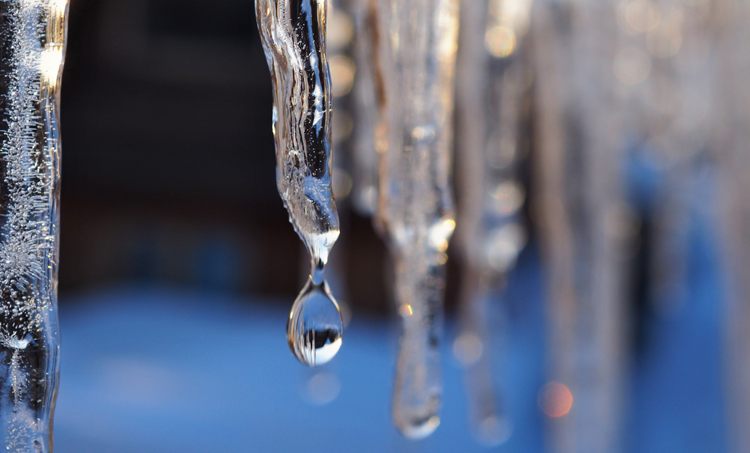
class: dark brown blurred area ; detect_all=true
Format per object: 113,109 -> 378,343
58,0 -> 393,314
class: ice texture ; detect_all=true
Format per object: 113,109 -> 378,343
369,0 -> 459,439
0,0 -> 67,451
255,0 -> 343,366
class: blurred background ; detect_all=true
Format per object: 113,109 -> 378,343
52,0 -> 746,451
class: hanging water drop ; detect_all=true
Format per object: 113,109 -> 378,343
287,260 -> 343,366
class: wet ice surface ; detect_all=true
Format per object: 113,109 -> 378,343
254,0 -> 339,253
0,0 -> 66,451
51,239 -> 725,452
255,0 -> 343,366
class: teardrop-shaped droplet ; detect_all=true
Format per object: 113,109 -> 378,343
287,278 -> 343,366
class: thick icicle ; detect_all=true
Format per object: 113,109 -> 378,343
0,0 -> 68,451
370,0 -> 460,439
531,0 -> 628,451
255,0 -> 343,367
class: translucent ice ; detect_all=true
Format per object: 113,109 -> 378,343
255,0 -> 343,366
0,0 -> 68,451
287,262 -> 342,366
369,0 -> 460,439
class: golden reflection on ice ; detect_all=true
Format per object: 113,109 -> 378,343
40,45 -> 64,89
485,26 -> 517,58
428,218 -> 456,253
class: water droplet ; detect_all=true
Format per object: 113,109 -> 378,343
287,276 -> 343,367
395,414 -> 441,440
453,333 -> 483,366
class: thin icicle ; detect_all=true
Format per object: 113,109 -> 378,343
371,0 -> 459,439
453,0 -> 531,446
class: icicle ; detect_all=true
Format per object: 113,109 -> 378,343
350,0 -> 381,217
530,0 -> 628,452
255,0 -> 343,367
369,0 -> 459,439
453,0 -> 530,446
0,0 -> 68,451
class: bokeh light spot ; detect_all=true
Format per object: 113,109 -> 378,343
538,382 -> 573,418
485,26 -> 517,58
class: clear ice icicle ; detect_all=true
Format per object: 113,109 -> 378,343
371,0 -> 459,439
0,0 -> 68,451
453,0 -> 530,445
531,0 -> 627,451
255,0 -> 343,366
350,0 -> 382,217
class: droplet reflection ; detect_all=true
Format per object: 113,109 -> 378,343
397,415 -> 441,440
287,278 -> 343,367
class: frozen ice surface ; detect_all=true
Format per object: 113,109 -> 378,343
0,0 -> 67,451
255,0 -> 343,366
256,0 -> 340,260
370,0 -> 459,439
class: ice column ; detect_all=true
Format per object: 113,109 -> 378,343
453,0 -> 531,446
350,0 -> 381,216
255,0 -> 344,366
0,0 -> 68,451
370,0 -> 459,439
531,0 -> 628,452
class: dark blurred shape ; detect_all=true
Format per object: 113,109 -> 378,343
58,0 -> 390,314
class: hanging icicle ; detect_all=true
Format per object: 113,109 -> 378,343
530,0 -> 629,451
0,0 -> 69,450
368,0 -> 460,439
255,0 -> 344,367
350,0 -> 382,217
453,0 -> 531,445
